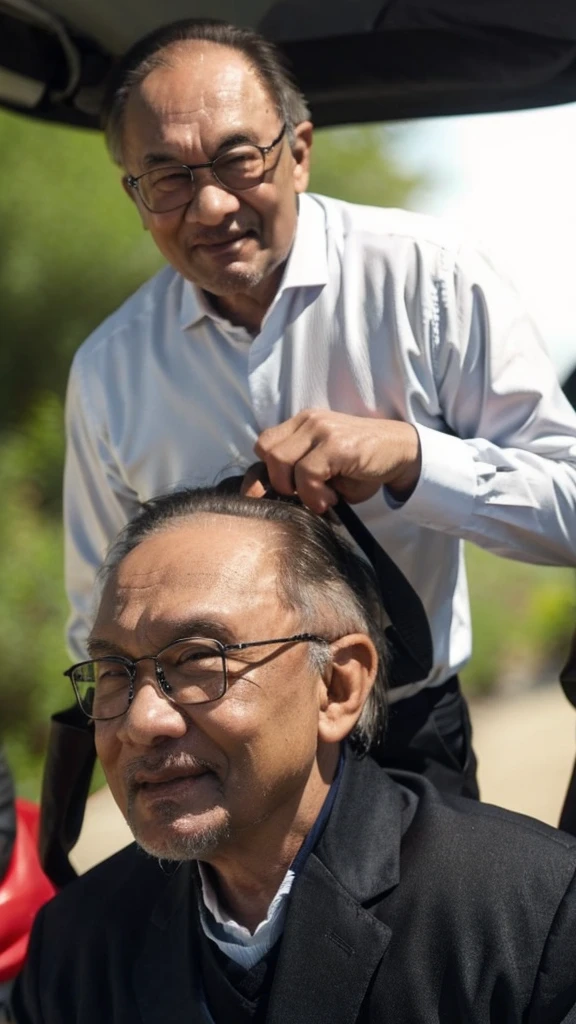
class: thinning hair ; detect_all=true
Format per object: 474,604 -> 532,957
101,18 -> 311,166
101,488 -> 387,754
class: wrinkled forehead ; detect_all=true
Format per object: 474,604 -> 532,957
124,41 -> 279,142
94,516 -> 291,644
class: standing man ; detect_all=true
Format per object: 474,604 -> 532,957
65,18 -> 576,796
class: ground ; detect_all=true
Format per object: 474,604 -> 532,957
70,684 -> 576,873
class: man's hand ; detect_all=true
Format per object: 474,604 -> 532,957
254,410 -> 422,513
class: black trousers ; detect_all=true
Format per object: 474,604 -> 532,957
376,677 -> 480,799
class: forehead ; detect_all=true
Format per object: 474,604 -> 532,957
95,515 -> 289,642
124,42 -> 278,151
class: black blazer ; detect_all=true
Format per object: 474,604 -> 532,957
12,753 -> 576,1023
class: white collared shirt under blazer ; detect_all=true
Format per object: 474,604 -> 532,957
64,193 -> 576,699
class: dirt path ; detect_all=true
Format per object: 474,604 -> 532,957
472,683 -> 575,825
71,684 -> 576,873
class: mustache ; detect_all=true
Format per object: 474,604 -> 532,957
125,751 -> 220,793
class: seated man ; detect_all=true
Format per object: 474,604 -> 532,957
13,489 -> 576,1024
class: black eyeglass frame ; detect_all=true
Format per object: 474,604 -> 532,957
64,631 -> 328,721
125,124 -> 287,213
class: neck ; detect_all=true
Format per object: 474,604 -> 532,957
205,263 -> 285,333
202,749 -> 338,932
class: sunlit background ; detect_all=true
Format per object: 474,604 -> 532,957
1,102 -> 575,813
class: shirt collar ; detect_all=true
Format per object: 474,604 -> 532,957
178,192 -> 329,331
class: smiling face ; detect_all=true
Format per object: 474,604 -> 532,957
91,515 -> 339,863
121,41 -> 312,309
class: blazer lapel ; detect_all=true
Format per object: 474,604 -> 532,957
267,754 -> 413,1024
267,853 -> 391,1024
134,862 -> 211,1024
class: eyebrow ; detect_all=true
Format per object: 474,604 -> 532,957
87,619 -> 236,658
141,132 -> 261,170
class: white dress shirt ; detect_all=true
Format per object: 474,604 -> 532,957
64,192 -> 576,698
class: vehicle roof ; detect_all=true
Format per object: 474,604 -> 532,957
2,0 -> 576,129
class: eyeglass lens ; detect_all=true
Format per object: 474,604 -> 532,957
139,145 -> 267,212
71,638 -> 227,719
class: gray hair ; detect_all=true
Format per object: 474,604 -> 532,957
101,19 -> 311,166
101,487 -> 387,754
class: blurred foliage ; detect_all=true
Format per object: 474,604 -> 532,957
310,125 -> 426,208
0,111 -> 427,794
461,545 -> 576,698
0,393 -> 69,796
0,110 -> 162,430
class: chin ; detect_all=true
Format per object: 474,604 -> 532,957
129,806 -> 231,862
185,259 -> 270,296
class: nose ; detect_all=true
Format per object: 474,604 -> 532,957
184,179 -> 241,226
115,662 -> 188,747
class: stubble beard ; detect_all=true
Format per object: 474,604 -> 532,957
191,255 -> 270,298
127,797 -> 232,862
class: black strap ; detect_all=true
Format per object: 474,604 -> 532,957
559,629 -> 576,836
559,760 -> 576,837
39,704 -> 96,887
333,499 -> 433,688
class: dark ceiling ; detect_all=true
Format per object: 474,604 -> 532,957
1,0 -> 576,128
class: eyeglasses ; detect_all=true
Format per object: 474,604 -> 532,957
64,632 -> 328,721
125,124 -> 287,214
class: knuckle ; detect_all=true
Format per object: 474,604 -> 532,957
256,434 -> 273,455
306,408 -> 325,426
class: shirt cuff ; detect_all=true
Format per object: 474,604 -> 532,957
384,425 -> 477,530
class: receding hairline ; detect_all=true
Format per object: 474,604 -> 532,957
121,37 -> 286,124
99,507 -> 360,634
103,511 -> 293,593
103,19 -> 311,166
110,508 -> 289,560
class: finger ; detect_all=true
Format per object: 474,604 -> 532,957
292,449 -> 339,513
254,411 -> 311,460
255,421 -> 319,496
240,462 -> 270,498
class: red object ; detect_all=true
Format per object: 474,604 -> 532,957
0,799 -> 56,982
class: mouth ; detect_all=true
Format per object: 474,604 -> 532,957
194,230 -> 258,257
135,766 -> 207,786
135,769 -> 214,804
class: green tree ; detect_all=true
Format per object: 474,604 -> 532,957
310,125 -> 425,208
0,110 -> 162,432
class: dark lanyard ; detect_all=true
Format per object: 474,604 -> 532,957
332,499 -> 433,688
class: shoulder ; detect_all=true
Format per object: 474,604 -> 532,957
70,265 -> 181,379
309,192 -> 464,257
400,771 -> 576,895
309,193 -> 503,294
331,755 -> 576,901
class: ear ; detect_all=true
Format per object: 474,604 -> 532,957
317,633 -> 378,746
291,120 -> 313,195
121,175 -> 149,229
